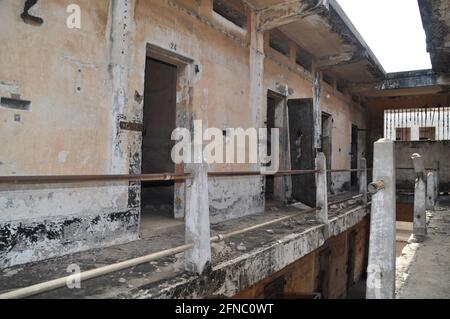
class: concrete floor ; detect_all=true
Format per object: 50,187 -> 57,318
139,212 -> 183,239
396,222 -> 413,257
0,192 -> 364,299
0,200 -> 318,298
396,196 -> 450,299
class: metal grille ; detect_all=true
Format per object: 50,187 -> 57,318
384,107 -> 450,141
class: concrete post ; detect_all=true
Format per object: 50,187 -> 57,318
366,139 -> 396,299
184,162 -> 211,274
433,161 -> 439,198
411,153 -> 425,179
359,158 -> 368,205
109,0 -> 134,174
411,154 -> 427,243
184,121 -> 211,274
315,152 -> 328,224
313,71 -> 322,150
426,172 -> 435,210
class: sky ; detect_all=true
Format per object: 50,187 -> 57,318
336,0 -> 432,73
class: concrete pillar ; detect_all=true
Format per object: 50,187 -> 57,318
249,11 -> 265,130
433,161 -> 440,197
411,153 -> 425,178
184,162 -> 211,274
412,178 -> 427,242
315,152 -> 328,224
426,172 -> 435,210
359,158 -> 368,205
313,71 -> 322,150
366,139 -> 396,299
109,0 -> 134,174
250,9 -> 266,213
184,122 -> 211,274
411,154 -> 427,243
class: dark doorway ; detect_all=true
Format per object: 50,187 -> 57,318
322,113 -> 332,193
265,96 -> 276,201
288,99 -> 316,207
350,125 -> 359,188
141,58 -> 177,232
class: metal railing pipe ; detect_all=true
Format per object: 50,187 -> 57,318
368,180 -> 385,194
208,169 -> 319,178
0,173 -> 193,185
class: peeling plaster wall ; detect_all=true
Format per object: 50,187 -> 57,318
0,0 -> 139,268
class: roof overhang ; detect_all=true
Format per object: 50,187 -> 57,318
418,0 -> 450,75
248,0 -> 386,83
347,69 -> 450,98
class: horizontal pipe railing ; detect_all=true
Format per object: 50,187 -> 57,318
208,169 -> 319,177
0,173 -> 193,185
328,168 -> 367,173
0,168 -> 373,185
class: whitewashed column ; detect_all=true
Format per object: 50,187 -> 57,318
366,139 -> 396,299
315,152 -> 328,224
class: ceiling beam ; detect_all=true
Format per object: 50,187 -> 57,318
317,51 -> 368,70
257,0 -> 330,32
346,70 -> 450,94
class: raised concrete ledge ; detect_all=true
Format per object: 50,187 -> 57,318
127,205 -> 370,299
328,205 -> 370,237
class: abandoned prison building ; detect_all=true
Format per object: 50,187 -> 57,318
0,0 -> 449,299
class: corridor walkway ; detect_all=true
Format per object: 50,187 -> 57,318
396,196 -> 450,299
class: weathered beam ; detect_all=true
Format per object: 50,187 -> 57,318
346,70 -> 450,94
317,51 -> 368,70
257,0 -> 330,31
